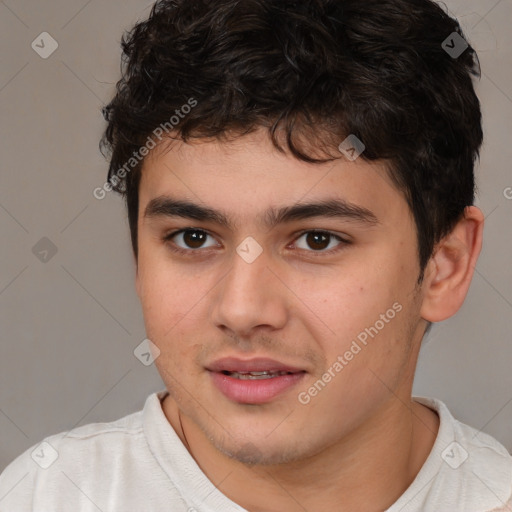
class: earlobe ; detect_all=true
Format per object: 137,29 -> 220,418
420,206 -> 484,322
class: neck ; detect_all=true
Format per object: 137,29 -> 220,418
163,392 -> 439,512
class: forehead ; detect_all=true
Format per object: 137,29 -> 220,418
138,130 -> 408,231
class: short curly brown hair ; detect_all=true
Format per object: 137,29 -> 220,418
100,0 -> 482,283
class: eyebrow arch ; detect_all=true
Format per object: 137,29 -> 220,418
144,195 -> 379,230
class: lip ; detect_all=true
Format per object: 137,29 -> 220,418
206,357 -> 306,404
206,357 -> 305,374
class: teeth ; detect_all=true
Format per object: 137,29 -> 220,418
226,371 -> 290,380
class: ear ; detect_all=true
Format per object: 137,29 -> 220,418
420,206 -> 484,322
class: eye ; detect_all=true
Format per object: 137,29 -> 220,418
164,229 -> 218,253
162,228 -> 349,257
291,230 -> 347,254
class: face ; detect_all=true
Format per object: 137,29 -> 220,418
136,128 -> 428,466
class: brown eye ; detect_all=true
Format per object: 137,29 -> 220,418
165,229 -> 217,251
305,232 -> 330,251
182,230 -> 208,249
293,231 -> 347,254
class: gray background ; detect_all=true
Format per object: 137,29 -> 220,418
0,0 -> 511,472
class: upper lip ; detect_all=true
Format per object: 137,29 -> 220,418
206,357 -> 305,374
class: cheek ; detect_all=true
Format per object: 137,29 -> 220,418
137,251 -> 213,350
137,251 -> 182,335
139,273 -> 206,378
295,262 -> 415,385
289,268 -> 391,346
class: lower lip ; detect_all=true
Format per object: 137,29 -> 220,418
209,371 -> 305,404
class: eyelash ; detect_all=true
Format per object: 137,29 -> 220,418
162,228 -> 351,258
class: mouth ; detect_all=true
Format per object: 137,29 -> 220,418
207,357 -> 306,404
220,370 -> 297,380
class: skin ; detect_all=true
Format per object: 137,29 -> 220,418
135,128 -> 484,511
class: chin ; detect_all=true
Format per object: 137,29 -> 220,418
208,432 -> 306,467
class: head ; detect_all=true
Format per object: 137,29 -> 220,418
100,0 -> 484,465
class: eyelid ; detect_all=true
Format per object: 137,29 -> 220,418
162,228 -> 351,256
163,228 -> 220,252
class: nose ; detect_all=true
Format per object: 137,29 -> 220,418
211,242 -> 289,339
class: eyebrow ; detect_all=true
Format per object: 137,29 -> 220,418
143,195 -> 379,230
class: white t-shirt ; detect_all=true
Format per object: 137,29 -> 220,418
1,390 -> 511,512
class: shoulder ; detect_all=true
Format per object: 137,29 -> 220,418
0,406 -> 145,509
416,396 -> 512,511
452,413 -> 512,493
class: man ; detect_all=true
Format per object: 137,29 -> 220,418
1,0 -> 511,510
